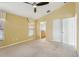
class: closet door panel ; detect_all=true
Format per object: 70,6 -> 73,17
53,19 -> 62,42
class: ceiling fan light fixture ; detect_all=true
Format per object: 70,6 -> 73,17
24,2 -> 49,13
33,5 -> 37,8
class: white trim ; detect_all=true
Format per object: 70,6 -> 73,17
0,38 -> 33,49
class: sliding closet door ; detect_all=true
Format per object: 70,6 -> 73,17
53,17 -> 77,49
53,19 -> 62,42
62,17 -> 77,49
62,19 -> 69,44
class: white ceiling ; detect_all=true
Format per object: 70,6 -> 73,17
0,2 -> 65,19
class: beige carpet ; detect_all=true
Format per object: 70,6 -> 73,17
0,39 -> 78,57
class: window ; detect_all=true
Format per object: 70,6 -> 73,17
0,18 -> 5,40
28,22 -> 34,36
0,10 -> 5,40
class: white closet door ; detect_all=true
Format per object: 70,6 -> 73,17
52,17 -> 77,49
62,17 -> 77,49
62,19 -> 69,44
53,19 -> 62,42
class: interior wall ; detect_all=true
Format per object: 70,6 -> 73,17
36,3 -> 75,41
0,12 -> 34,47
35,20 -> 40,39
76,3 -> 79,54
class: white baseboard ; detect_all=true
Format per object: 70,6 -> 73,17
0,38 -> 33,49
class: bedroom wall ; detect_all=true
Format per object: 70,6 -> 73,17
0,12 -> 35,47
76,3 -> 79,54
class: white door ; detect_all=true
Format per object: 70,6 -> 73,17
53,17 -> 77,49
53,19 -> 62,42
62,17 -> 77,49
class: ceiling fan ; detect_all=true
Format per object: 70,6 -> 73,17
24,2 -> 49,13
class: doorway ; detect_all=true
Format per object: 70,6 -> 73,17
40,21 -> 46,39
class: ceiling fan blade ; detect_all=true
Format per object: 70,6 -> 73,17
24,2 -> 33,5
34,7 -> 36,13
37,2 -> 49,6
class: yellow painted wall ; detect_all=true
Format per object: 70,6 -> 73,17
76,3 -> 79,54
36,3 -> 75,41
0,12 -> 34,47
35,20 -> 40,39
